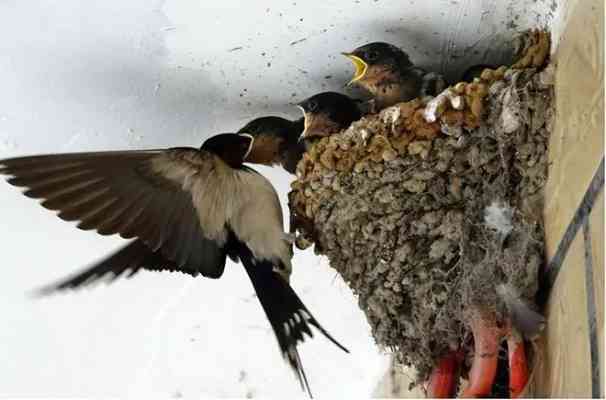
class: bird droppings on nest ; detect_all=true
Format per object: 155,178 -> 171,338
289,29 -> 552,392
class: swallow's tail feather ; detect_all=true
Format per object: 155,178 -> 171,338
235,243 -> 348,397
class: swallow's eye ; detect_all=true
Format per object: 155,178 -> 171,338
307,100 -> 318,112
366,50 -> 379,61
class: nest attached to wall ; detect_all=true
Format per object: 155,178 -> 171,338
289,30 -> 553,384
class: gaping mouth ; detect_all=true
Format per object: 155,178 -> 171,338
342,53 -> 368,85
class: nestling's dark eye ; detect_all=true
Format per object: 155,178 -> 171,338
366,50 -> 379,61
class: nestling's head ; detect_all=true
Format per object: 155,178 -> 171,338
342,42 -> 413,87
297,92 -> 362,140
236,116 -> 305,172
238,116 -> 298,141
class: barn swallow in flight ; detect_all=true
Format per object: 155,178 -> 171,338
297,92 -> 362,141
0,133 -> 348,396
237,116 -> 305,174
342,42 -> 446,110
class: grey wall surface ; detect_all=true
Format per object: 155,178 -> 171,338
0,0 -> 558,397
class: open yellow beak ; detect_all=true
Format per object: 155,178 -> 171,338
342,53 -> 368,85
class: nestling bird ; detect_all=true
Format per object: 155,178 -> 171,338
0,133 -> 349,396
342,42 -> 446,110
297,92 -> 362,141
237,116 -> 305,174
236,93 -> 361,175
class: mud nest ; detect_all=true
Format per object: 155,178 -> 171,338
289,30 -> 553,384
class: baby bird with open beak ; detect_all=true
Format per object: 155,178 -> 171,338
0,132 -> 348,397
343,42 -> 446,110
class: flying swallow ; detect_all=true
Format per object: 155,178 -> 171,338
0,132 -> 348,396
342,42 -> 446,110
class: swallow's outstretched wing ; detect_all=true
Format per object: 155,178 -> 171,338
0,148 -> 231,281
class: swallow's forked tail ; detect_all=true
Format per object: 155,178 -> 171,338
239,247 -> 348,397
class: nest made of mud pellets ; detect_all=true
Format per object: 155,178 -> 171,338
289,30 -> 553,387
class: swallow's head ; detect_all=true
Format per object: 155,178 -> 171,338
237,116 -> 303,167
297,92 -> 361,140
201,133 -> 253,168
342,42 -> 413,87
238,116 -> 297,142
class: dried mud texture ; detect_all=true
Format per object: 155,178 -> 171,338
289,30 -> 553,385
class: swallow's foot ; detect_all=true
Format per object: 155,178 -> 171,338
426,351 -> 463,398
507,327 -> 529,398
454,309 -> 530,398
460,309 -> 501,398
